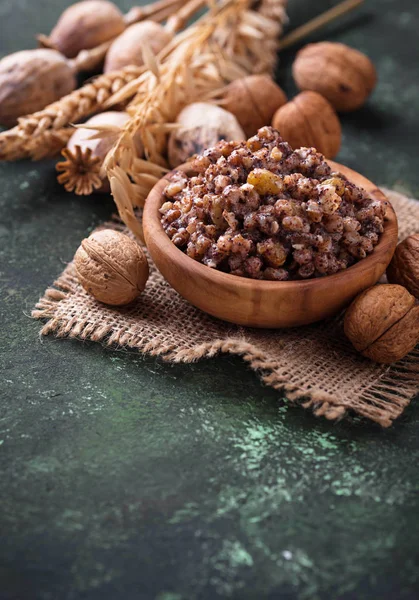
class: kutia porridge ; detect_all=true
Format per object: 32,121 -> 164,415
160,127 -> 387,281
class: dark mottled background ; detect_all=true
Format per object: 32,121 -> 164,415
1,1 -> 419,599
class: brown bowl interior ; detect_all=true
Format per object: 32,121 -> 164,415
143,161 -> 398,328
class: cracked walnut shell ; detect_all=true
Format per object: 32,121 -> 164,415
293,42 -> 377,112
271,91 -> 341,159
344,284 -> 419,364
75,230 -> 149,306
386,234 -> 419,299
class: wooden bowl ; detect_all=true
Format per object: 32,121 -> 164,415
143,161 -> 398,328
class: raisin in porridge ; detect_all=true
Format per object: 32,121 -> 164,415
160,127 -> 386,281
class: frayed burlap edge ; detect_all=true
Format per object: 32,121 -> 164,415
32,188 -> 419,427
33,271 -> 419,429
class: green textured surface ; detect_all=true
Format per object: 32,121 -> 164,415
1,1 -> 419,599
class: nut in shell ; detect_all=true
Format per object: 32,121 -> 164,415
386,233 -> 419,299
222,75 -> 287,137
74,229 -> 149,306
293,42 -> 377,112
104,21 -> 173,73
48,0 -> 125,58
272,91 -> 341,159
0,49 -> 76,127
344,284 -> 419,363
168,103 -> 245,168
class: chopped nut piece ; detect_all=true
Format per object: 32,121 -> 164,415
322,177 -> 345,196
165,180 -> 186,198
318,184 -> 342,214
270,147 -> 283,161
257,239 -> 287,267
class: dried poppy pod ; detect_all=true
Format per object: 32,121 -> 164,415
168,103 -> 245,168
222,75 -> 287,137
46,0 -> 125,58
272,91 -> 341,159
0,49 -> 76,127
75,229 -> 149,306
104,21 -> 173,73
57,111 -> 143,195
293,42 -> 377,112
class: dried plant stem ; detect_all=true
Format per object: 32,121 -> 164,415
109,167 -> 147,243
124,0 -> 185,26
277,0 -> 364,51
70,40 -> 115,74
165,0 -> 207,34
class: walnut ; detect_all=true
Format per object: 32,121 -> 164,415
293,42 -> 377,112
271,91 -> 341,159
74,229 -> 149,306
344,284 -> 419,364
104,21 -> 173,73
46,0 -> 125,58
386,234 -> 419,299
0,49 -> 76,127
221,75 -> 287,137
168,103 -> 245,168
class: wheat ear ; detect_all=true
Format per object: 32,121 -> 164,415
0,0 -> 206,162
0,66 -> 145,161
106,0 -> 288,235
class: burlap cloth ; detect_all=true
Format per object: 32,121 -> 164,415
32,189 -> 419,427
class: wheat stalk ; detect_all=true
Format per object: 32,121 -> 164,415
0,0 -> 209,162
0,0 -> 287,214
0,66 -> 147,161
106,0 -> 287,238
